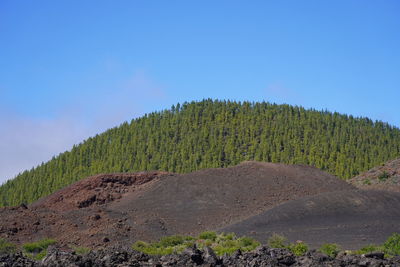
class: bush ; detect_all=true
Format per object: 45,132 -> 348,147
22,238 -> 57,260
158,235 -> 193,247
383,233 -> 400,256
238,236 -> 260,250
23,238 -> 56,253
216,232 -> 236,242
267,233 -> 287,249
378,171 -> 390,181
289,241 -> 308,256
363,179 -> 371,185
0,238 -> 17,254
319,243 -> 341,258
213,239 -> 240,255
132,240 -> 148,251
132,236 -> 194,256
71,246 -> 91,255
355,244 -> 383,255
198,231 -> 217,241
132,232 -> 260,256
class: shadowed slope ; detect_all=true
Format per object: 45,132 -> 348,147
222,189 -> 400,249
107,161 -> 354,241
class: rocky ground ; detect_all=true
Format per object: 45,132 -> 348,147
0,162 -> 354,248
1,245 -> 400,267
2,160 -> 400,266
349,158 -> 400,192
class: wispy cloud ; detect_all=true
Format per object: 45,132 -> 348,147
0,70 -> 168,184
0,114 -> 90,184
265,82 -> 302,104
123,70 -> 167,100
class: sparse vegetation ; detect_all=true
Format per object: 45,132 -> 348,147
352,233 -> 400,257
0,238 -> 17,254
158,235 -> 195,248
363,178 -> 372,185
132,232 -> 260,256
2,232 -> 400,264
383,233 -> 400,256
71,245 -> 91,255
267,233 -> 288,249
288,241 -> 309,256
319,243 -> 341,258
22,238 -> 57,260
267,234 -> 309,255
379,171 -> 390,181
198,231 -> 217,241
132,235 -> 195,255
355,244 -> 383,255
212,234 -> 260,255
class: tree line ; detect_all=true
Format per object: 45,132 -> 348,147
1,99 -> 400,206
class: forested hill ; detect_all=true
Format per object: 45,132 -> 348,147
1,100 -> 400,207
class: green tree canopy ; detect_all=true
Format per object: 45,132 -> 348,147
1,99 -> 400,207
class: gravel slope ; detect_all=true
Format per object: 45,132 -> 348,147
222,189 -> 400,249
0,161 -> 354,248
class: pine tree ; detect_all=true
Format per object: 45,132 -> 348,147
1,100 -> 400,207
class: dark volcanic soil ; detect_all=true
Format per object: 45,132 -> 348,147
0,161 -> 354,248
222,189 -> 400,249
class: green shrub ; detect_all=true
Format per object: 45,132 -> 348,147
0,238 -> 17,254
132,236 -> 194,256
238,236 -> 260,251
204,239 -> 213,246
144,246 -> 175,255
319,243 -> 341,258
34,250 -> 47,260
22,238 -> 57,260
159,235 -> 193,247
383,233 -> 400,256
71,246 -> 91,255
132,232 -> 260,256
379,171 -> 390,181
216,232 -> 236,242
213,239 -> 240,255
198,231 -> 217,241
355,244 -> 383,255
23,238 -> 56,253
268,233 -> 287,249
213,236 -> 260,256
289,241 -> 308,256
363,179 -> 371,185
132,240 -> 148,251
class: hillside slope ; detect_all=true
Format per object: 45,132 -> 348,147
349,158 -> 400,192
2,99 -> 400,206
222,189 -> 400,249
0,162 -> 354,248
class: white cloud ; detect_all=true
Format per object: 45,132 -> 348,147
0,114 -> 90,184
0,70 -> 168,185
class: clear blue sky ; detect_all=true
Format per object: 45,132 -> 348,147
0,0 -> 399,183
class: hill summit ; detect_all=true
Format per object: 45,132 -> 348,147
1,99 -> 400,207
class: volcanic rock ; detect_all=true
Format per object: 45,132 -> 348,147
0,162 -> 354,248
